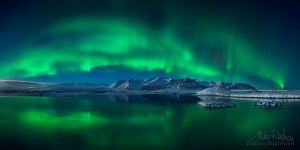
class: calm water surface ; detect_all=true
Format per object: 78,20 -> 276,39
0,94 -> 299,149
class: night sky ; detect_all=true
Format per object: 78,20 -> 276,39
1,0 -> 300,89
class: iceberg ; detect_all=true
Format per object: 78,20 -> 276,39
196,87 -> 231,97
255,100 -> 283,108
198,99 -> 236,108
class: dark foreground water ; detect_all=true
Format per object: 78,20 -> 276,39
0,94 -> 299,150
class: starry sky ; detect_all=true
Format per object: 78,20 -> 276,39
1,0 -> 300,89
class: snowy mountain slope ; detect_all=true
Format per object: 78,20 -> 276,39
140,77 -> 171,90
110,77 -> 257,92
167,78 -> 206,90
0,80 -> 108,93
110,79 -> 144,90
0,80 -> 52,92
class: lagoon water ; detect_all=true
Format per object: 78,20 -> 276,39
0,94 -> 299,149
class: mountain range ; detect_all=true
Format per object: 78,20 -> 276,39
109,77 -> 256,91
0,77 -> 256,95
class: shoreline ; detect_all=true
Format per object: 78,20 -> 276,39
1,90 -> 300,99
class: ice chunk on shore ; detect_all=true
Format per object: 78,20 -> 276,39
198,99 -> 236,108
255,100 -> 283,108
231,90 -> 300,99
196,87 -> 230,96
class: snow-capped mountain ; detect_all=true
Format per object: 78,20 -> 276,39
109,80 -> 126,88
0,80 -> 52,92
110,79 -> 144,90
0,80 -> 107,93
0,77 -> 258,94
144,77 -> 171,85
167,78 -> 206,90
140,77 -> 171,90
109,77 -> 257,91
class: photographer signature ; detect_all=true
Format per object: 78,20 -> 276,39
247,129 -> 294,146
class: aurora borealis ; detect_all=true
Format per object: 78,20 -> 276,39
1,0 -> 300,89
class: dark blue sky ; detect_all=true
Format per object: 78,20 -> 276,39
1,0 -> 300,89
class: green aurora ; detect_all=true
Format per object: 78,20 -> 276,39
0,17 -> 286,88
2,0 -> 299,89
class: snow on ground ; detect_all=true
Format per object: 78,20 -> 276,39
197,88 -> 300,99
196,87 -> 231,97
230,90 -> 300,99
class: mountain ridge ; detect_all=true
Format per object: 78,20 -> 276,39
109,77 -> 256,91
0,77 -> 257,94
